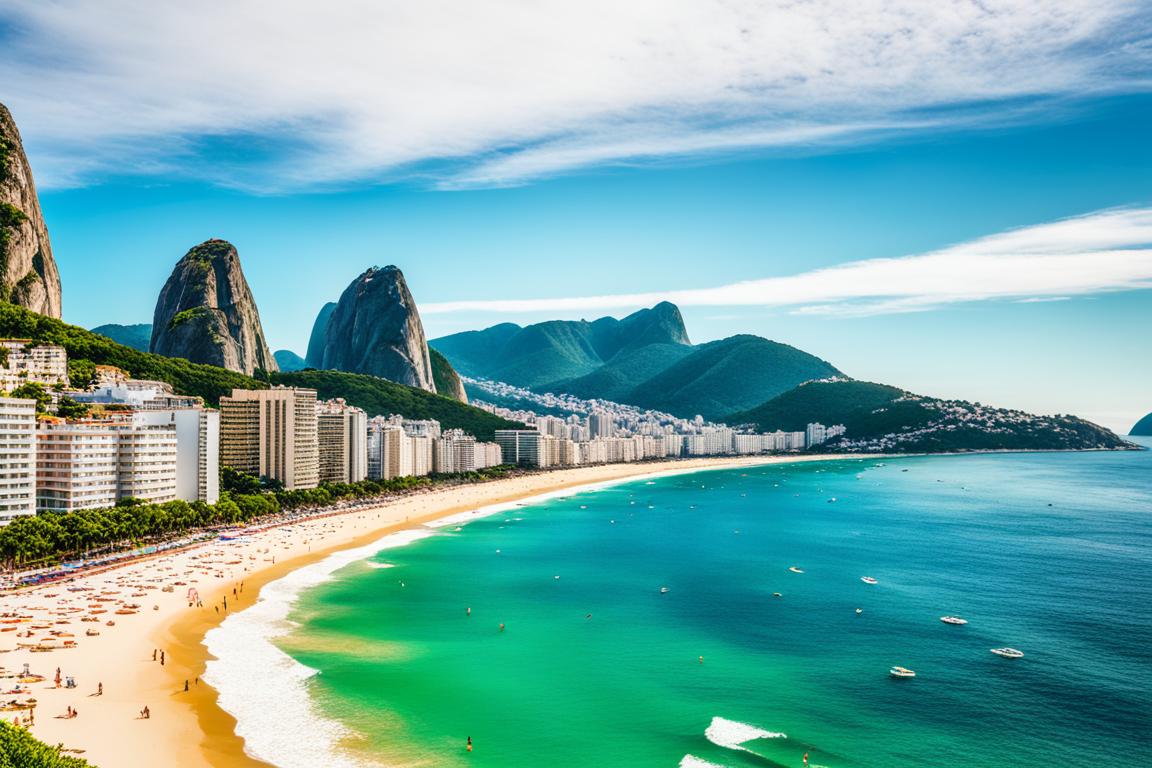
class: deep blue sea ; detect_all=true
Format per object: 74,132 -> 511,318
212,445 -> 1152,768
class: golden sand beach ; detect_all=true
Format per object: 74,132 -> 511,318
1,455 -> 841,767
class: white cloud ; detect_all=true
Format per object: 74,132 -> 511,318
420,207 -> 1152,316
0,0 -> 1149,190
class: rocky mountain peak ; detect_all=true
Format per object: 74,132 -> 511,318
319,265 -> 437,392
0,102 -> 62,318
149,239 -> 278,375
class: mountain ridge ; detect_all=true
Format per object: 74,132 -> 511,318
432,304 -> 839,419
727,379 -> 1133,453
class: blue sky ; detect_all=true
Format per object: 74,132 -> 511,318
3,1 -> 1151,431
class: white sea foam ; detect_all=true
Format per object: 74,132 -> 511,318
205,460 -> 805,767
203,528 -> 433,768
680,755 -> 730,768
705,717 -> 787,752
364,561 -> 395,569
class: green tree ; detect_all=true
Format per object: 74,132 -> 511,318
10,381 -> 51,413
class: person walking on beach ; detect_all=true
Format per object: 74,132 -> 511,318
184,680 -> 189,692
160,650 -> 165,666
96,682 -> 102,696
152,649 -> 157,661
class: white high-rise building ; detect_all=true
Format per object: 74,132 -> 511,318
474,442 -> 503,469
409,435 -> 433,477
317,399 -> 368,484
433,429 -> 477,474
0,397 -> 37,524
36,417 -> 179,512
134,409 -> 220,503
367,418 -> 407,480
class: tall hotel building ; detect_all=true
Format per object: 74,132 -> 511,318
367,419 -> 407,480
220,387 -> 319,490
495,429 -> 543,467
317,398 -> 368,483
134,409 -> 221,503
36,417 -> 179,512
0,397 -> 37,523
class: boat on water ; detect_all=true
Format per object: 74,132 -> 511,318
990,647 -> 1024,658
788,566 -> 805,574
772,592 -> 783,598
855,608 -> 863,614
889,666 -> 916,678
659,586 -> 670,594
941,616 -> 968,625
861,576 -> 878,584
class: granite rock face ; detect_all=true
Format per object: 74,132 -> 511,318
320,266 -> 436,392
304,302 -> 337,369
0,103 -> 62,318
150,239 -> 278,375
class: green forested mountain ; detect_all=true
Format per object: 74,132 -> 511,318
552,343 -> 695,401
620,335 -> 841,419
431,302 -> 691,388
1,304 -> 520,438
90,322 -> 153,352
727,379 -> 1132,453
430,347 -> 468,402
432,303 -> 839,418
273,349 -> 307,371
3,303 -> 259,403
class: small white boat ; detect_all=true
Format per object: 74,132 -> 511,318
861,576 -> 878,585
788,566 -> 805,574
990,647 -> 1024,659
940,616 -> 968,625
659,586 -> 670,594
772,592 -> 783,598
889,666 -> 916,678
855,608 -> 863,614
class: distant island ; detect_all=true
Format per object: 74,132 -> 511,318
1131,412 -> 1152,436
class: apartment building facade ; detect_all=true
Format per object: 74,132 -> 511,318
317,399 -> 368,484
219,387 -> 319,489
0,397 -> 37,523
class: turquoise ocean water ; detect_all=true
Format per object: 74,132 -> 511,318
240,447 -> 1152,767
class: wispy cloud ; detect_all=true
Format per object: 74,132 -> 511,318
0,1 -> 1149,190
421,207 -> 1152,316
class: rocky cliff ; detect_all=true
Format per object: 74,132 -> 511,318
430,347 -> 468,403
320,266 -> 436,392
149,239 -> 278,375
0,103 -> 62,318
304,302 -> 337,369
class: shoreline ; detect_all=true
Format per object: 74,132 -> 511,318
3,454 -> 858,768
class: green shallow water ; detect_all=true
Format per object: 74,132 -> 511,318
277,448 -> 1152,767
